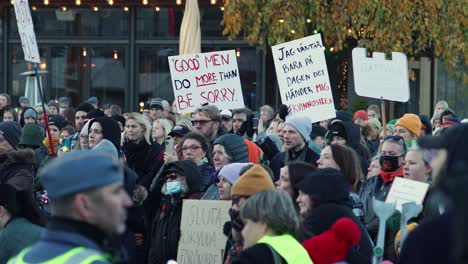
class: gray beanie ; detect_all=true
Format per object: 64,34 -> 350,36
213,134 -> 248,162
150,98 -> 163,110
23,108 -> 37,120
91,139 -> 118,161
0,121 -> 22,149
285,115 -> 312,142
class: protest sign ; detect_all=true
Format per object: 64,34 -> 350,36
272,34 -> 336,122
168,50 -> 244,113
14,0 -> 40,63
352,48 -> 410,102
386,177 -> 429,211
177,200 -> 231,264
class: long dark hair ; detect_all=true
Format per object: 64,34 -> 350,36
287,161 -> 317,201
180,132 -> 213,165
329,144 -> 363,192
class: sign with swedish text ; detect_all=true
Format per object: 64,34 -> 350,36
14,0 -> 41,63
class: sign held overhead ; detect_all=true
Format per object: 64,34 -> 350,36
14,0 -> 41,63
352,48 -> 410,102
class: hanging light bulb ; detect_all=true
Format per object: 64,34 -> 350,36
108,0 -> 114,5
75,0 -> 81,5
61,6 -> 67,11
123,6 -> 129,12
93,6 -> 99,11
44,0 -> 49,5
142,0 -> 148,5
306,18 -> 312,23
210,0 -> 216,5
82,49 -> 87,57
176,0 -> 182,5
10,0 -> 14,5
32,6 -> 37,10
220,6 -> 224,11
236,49 -> 240,58
113,50 -> 118,60
155,6 -> 160,12
291,29 -> 295,34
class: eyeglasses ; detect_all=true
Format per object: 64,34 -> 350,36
182,145 -> 202,152
192,119 -> 212,126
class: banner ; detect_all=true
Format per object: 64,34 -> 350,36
168,50 -> 244,113
177,200 -> 231,264
14,0 -> 40,63
272,34 -> 336,122
352,48 -> 410,102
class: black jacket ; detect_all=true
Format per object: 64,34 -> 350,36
270,146 -> 319,181
233,244 -> 287,264
147,160 -> 206,264
340,121 -> 371,176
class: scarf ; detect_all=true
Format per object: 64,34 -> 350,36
379,166 -> 404,184
42,137 -> 59,155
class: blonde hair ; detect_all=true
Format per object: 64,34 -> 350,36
176,118 -> 194,131
154,118 -> 173,137
267,117 -> 284,136
126,112 -> 151,145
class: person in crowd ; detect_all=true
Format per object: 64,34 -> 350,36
234,190 -> 312,264
0,184 -> 46,263
88,117 -> 122,151
3,109 -> 16,122
0,93 -> 11,122
60,107 -> 75,126
161,100 -> 171,118
232,108 -> 250,135
297,168 -> 373,264
302,218 -> 361,264
166,124 -> 190,161
440,108 -> 457,123
36,115 -> 67,168
111,115 -> 126,133
266,117 -> 285,138
393,113 -> 422,148
217,163 -> 251,200
18,96 -> 29,109
361,118 -> 382,156
354,110 -> 368,125
432,100 -> 448,115
179,132 -> 214,188
71,102 -> 95,148
221,109 -> 233,133
102,104 -> 112,117
419,115 -> 432,136
34,106 -> 47,128
58,126 -> 76,145
276,161 -> 315,212
87,96 -> 99,109
192,105 -> 225,143
149,98 -> 164,122
151,118 -> 172,146
431,110 -> 442,131
19,107 -> 37,127
76,120 -> 91,150
270,116 -> 319,181
0,121 -> 35,192
8,151 -> 133,263
18,123 -> 43,151
328,120 -> 371,175
147,160 -> 207,264
58,97 -> 69,113
224,165 -> 275,263
47,100 -> 60,117
122,112 -> 164,190
367,155 -> 381,178
202,133 -> 248,200
309,123 -> 326,154
317,144 -> 365,221
142,102 -> 151,119
367,104 -> 381,120
398,123 -> 468,264
403,148 -> 434,183
258,104 -> 275,131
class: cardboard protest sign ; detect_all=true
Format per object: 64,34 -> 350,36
386,177 -> 429,211
272,34 -> 336,122
168,50 -> 244,113
352,48 -> 410,102
14,0 -> 40,63
177,200 -> 231,264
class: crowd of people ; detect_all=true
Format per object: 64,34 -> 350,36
0,93 -> 467,264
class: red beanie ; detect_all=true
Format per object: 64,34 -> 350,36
354,110 -> 368,121
302,218 -> 361,264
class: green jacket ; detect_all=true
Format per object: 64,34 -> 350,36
0,218 -> 44,263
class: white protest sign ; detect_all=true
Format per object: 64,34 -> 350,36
386,177 -> 429,212
168,50 -> 244,113
352,48 -> 409,102
14,0 -> 40,63
272,34 -> 336,122
177,200 -> 231,264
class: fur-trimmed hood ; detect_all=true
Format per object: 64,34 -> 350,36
0,149 -> 36,168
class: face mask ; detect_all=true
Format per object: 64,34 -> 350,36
166,182 -> 182,195
379,155 -> 402,172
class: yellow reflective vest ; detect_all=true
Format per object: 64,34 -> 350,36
8,247 -> 109,264
258,234 -> 314,264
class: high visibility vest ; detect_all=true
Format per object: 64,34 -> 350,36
258,234 -> 314,264
8,246 -> 109,264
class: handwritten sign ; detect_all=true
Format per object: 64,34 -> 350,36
168,50 -> 244,113
272,34 -> 336,122
14,0 -> 40,63
177,200 -> 231,264
386,177 -> 429,211
352,48 -> 410,102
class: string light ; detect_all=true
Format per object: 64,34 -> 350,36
123,6 -> 129,11
10,0 -> 14,5
313,29 -> 318,34
82,49 -> 87,57
61,6 -> 67,11
236,49 -> 240,57
176,0 -> 182,5
330,47 -> 334,52
75,0 -> 81,5
279,19 -> 284,23
93,6 -> 99,11
337,60 -> 349,109
155,6 -> 160,11
306,18 -> 312,23
142,0 -> 148,5
210,0 -> 216,4
291,30 -> 295,34
108,0 -> 114,5
113,50 -> 118,60
220,6 -> 224,11
32,6 -> 37,10
44,0 -> 49,5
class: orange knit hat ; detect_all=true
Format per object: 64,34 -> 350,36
395,114 -> 422,136
231,165 -> 275,197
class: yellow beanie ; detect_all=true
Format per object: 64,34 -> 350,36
395,114 -> 422,136
231,165 -> 275,197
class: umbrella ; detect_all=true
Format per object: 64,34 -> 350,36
179,0 -> 201,55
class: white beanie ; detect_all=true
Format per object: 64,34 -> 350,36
218,163 -> 252,185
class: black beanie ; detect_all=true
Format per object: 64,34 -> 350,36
297,168 -> 350,204
213,134 -> 248,163
0,121 -> 21,149
419,115 -> 432,136
86,109 -> 105,120
329,122 -> 348,141
311,124 -> 327,140
48,115 -> 67,130
75,102 -> 94,113
89,117 -> 122,151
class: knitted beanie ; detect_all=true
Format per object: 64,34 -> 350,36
231,165 -> 275,197
302,218 -> 361,264
48,115 -> 67,130
150,98 -> 164,110
19,123 -> 43,147
18,96 -> 28,104
47,100 -> 60,113
353,110 -> 368,121
285,115 -> 312,142
75,102 -> 95,113
213,134 -> 248,163
23,108 -> 37,120
328,122 -> 347,141
0,121 -> 21,149
395,114 -> 422,136
218,163 -> 252,185
367,118 -> 382,130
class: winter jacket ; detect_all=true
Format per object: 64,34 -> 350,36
147,160 -> 207,264
270,145 -> 319,181
0,217 -> 44,263
0,149 -> 35,191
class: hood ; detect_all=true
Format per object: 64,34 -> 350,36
0,149 -> 36,174
297,168 -> 350,205
329,121 -> 361,149
89,117 -> 121,151
163,160 -> 206,193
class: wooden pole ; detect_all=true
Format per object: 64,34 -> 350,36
380,97 -> 387,136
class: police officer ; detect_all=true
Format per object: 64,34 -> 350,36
8,151 -> 133,263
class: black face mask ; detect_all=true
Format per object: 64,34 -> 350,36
379,155 -> 402,172
228,208 -> 244,232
